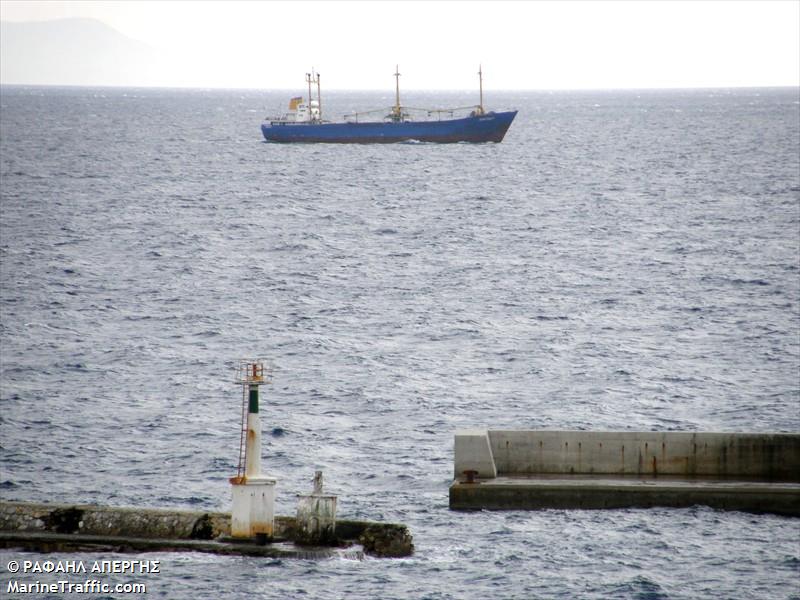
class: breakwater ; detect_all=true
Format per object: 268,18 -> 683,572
0,501 -> 413,558
450,430 -> 800,515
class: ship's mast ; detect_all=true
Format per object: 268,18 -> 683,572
316,71 -> 322,121
306,71 -> 313,119
393,65 -> 402,122
477,64 -> 485,115
305,69 -> 321,122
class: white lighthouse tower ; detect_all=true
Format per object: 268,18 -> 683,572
230,360 -> 277,539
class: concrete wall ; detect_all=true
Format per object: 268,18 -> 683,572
455,430 -> 800,480
453,429 -> 497,479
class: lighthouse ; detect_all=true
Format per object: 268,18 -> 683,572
230,360 -> 277,540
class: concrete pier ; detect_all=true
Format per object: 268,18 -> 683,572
0,501 -> 414,558
450,430 -> 800,515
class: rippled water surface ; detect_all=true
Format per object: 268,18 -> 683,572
1,86 -> 799,598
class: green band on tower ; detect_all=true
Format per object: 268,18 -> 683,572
248,386 -> 259,413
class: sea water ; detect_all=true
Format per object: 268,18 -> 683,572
1,85 -> 799,598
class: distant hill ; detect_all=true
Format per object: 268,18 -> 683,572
0,18 -> 159,86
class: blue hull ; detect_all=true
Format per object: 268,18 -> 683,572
261,110 -> 517,144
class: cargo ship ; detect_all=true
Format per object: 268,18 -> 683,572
261,66 -> 517,144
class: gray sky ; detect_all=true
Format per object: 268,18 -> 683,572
1,0 -> 798,90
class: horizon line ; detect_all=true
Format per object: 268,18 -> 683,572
2,82 -> 798,93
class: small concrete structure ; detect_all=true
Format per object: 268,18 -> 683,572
230,475 -> 276,539
450,430 -> 800,515
295,471 -> 338,545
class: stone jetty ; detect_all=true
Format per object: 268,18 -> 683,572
0,501 -> 413,559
